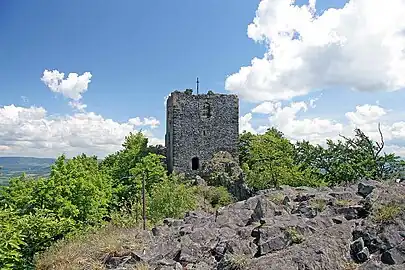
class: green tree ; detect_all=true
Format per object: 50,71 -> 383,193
240,128 -> 321,190
0,154 -> 112,266
149,175 -> 196,222
100,132 -> 148,210
294,126 -> 405,185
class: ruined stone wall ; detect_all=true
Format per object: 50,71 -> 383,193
166,91 -> 239,174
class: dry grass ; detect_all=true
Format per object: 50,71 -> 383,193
343,261 -> 358,270
310,198 -> 327,212
373,202 -> 403,223
335,199 -> 353,207
226,253 -> 250,270
267,192 -> 285,205
36,225 -> 145,270
285,227 -> 305,244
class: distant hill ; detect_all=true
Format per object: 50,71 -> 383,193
0,157 -> 55,185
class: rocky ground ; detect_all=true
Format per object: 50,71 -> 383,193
104,180 -> 405,270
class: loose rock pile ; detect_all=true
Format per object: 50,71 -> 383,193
107,180 -> 405,270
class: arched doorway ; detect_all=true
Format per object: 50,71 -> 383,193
191,157 -> 199,170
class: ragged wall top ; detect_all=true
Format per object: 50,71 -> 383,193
166,91 -> 239,174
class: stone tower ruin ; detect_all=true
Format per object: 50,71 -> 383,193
165,91 -> 239,174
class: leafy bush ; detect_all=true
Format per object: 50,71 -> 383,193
200,186 -> 234,209
149,176 -> 197,223
0,208 -> 26,270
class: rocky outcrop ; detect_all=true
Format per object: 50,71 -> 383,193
201,151 -> 252,200
107,180 -> 405,270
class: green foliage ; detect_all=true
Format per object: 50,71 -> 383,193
207,90 -> 215,95
0,208 -> 26,270
241,126 -> 404,191
184,88 -> 193,95
294,127 -> 405,185
0,154 -> 112,266
200,186 -> 234,209
100,132 -> 149,210
240,128 -> 323,190
149,175 -> 197,222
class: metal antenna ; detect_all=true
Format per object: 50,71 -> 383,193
196,77 -> 199,95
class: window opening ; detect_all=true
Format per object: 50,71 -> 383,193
192,157 -> 199,170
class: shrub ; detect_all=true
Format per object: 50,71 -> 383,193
148,176 -> 197,223
200,186 -> 234,209
0,208 -> 26,270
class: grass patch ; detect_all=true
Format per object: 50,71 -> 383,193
373,202 -> 403,223
267,193 -> 285,205
310,198 -> 327,212
285,227 -> 305,244
335,199 -> 353,207
35,225 -> 144,270
343,261 -> 358,270
226,253 -> 250,270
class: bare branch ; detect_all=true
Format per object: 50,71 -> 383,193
375,122 -> 384,158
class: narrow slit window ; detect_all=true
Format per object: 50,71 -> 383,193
202,102 -> 212,118
191,157 -> 199,170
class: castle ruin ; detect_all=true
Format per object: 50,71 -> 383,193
165,91 -> 239,174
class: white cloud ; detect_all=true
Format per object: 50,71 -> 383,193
0,145 -> 11,151
68,101 -> 88,112
128,117 -> 160,129
239,113 -> 256,134
252,101 -> 281,114
0,105 -> 163,158
345,104 -> 387,126
248,99 -> 405,156
41,70 -> 92,101
225,0 -> 405,101
164,95 -> 169,107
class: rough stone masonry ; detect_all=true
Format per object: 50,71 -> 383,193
165,91 -> 239,174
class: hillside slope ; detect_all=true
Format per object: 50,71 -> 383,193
39,180 -> 405,270
0,157 -> 55,185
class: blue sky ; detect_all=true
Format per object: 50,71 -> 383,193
1,0 -> 405,157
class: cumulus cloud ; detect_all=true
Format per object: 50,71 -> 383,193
225,0 -> 405,101
128,117 -> 160,129
68,101 -> 88,112
345,104 -> 387,126
239,113 -> 256,133
0,105 -> 163,158
247,98 -> 405,156
41,70 -> 92,101
251,100 -> 343,144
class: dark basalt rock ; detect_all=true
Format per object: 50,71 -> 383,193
111,181 -> 405,270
